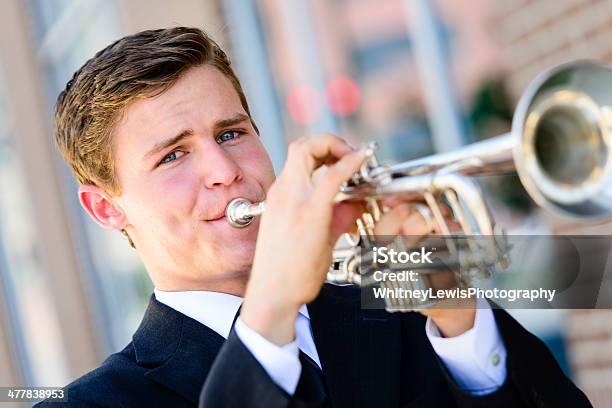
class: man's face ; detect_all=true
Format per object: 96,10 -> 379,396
111,65 -> 275,287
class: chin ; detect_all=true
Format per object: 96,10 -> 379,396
212,236 -> 256,271
199,218 -> 259,270
231,242 -> 257,267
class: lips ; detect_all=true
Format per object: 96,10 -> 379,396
204,208 -> 227,222
207,213 -> 226,222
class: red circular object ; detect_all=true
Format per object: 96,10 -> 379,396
286,85 -> 322,124
326,76 -> 360,116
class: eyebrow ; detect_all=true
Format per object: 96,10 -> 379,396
213,113 -> 251,131
142,113 -> 251,162
143,129 -> 194,161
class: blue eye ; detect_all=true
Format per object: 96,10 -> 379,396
217,130 -> 241,143
160,150 -> 185,165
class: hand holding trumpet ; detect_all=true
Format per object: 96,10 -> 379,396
241,134 -> 474,346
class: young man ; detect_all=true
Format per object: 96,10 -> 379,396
38,27 -> 590,407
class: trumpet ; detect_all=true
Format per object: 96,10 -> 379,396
226,61 -> 612,311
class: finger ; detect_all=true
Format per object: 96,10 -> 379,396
330,202 -> 363,242
307,133 -> 354,163
315,147 -> 369,203
438,203 -> 452,218
287,134 -> 356,174
373,204 -> 412,235
373,204 -> 434,236
401,212 -> 433,236
380,198 -> 453,220
434,219 -> 462,234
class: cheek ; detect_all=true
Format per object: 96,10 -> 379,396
128,168 -> 200,227
234,141 -> 276,188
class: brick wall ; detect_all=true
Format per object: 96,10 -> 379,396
495,0 -> 612,99
494,1 -> 612,405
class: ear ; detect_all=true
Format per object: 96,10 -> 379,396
78,184 -> 128,230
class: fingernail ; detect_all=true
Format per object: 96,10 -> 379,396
357,146 -> 370,158
346,140 -> 358,150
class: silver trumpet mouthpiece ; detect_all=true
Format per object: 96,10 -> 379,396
225,198 -> 266,228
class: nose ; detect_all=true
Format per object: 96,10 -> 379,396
202,143 -> 244,189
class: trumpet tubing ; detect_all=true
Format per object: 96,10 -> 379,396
224,61 -> 612,309
227,61 -> 612,225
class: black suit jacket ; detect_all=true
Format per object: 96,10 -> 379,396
37,284 -> 591,407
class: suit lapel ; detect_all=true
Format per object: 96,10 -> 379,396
133,296 -> 225,404
134,288 -> 403,406
308,284 -> 402,407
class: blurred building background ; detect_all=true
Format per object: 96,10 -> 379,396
0,0 -> 611,405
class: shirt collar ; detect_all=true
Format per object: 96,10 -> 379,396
154,288 -> 310,339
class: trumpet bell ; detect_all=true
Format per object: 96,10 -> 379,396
513,61 -> 612,220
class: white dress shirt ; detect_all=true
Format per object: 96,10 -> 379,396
425,297 -> 508,395
154,289 -> 507,396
